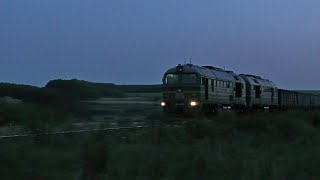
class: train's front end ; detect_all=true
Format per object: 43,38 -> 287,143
160,64 -> 201,114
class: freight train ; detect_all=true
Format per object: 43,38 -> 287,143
160,64 -> 320,114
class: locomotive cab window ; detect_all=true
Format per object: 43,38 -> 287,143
182,74 -> 198,84
165,74 -> 179,84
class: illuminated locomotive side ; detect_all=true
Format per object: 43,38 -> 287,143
161,64 -> 320,114
160,64 -> 247,113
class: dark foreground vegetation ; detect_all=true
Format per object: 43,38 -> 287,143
1,110 -> 320,179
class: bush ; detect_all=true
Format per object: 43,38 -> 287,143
0,103 -> 66,131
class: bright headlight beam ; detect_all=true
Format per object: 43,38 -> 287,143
190,101 -> 197,106
160,102 -> 166,107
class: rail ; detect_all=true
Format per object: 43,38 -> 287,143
0,125 -> 151,140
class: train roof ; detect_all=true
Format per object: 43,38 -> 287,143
239,74 -> 277,88
164,64 -> 245,82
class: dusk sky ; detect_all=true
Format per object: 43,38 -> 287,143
0,1 -> 319,89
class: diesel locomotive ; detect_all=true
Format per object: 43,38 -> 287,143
160,64 -> 320,113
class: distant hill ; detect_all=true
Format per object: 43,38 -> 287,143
46,79 -> 163,95
0,79 -> 124,104
0,82 -> 52,103
45,79 -> 124,99
0,79 -> 163,106
296,90 -> 320,95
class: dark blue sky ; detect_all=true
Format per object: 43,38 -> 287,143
0,1 -> 319,89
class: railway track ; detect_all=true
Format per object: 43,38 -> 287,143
0,125 -> 151,140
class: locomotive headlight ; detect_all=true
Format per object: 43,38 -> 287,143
160,102 -> 166,107
190,101 -> 198,106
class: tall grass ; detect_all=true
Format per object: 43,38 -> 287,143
1,111 -> 320,179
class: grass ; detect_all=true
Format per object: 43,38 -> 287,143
125,92 -> 162,101
2,91 -> 320,179
1,110 -> 320,179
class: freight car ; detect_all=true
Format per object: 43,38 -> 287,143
278,89 -> 320,109
160,64 -> 320,113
